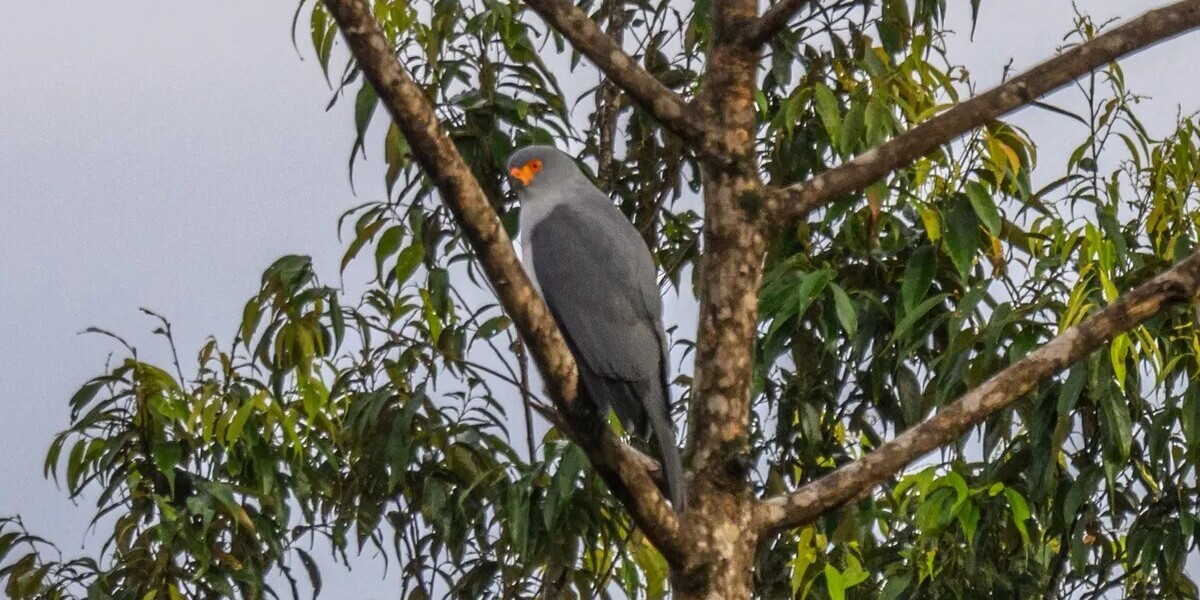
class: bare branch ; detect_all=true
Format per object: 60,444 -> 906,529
522,0 -> 716,154
593,0 -> 626,190
739,0 -> 820,48
321,0 -> 685,561
754,249 -> 1200,533
769,0 -> 1200,223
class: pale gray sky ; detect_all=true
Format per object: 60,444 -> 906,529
0,1 -> 1195,598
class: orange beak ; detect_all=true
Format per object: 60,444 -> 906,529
510,164 -> 537,186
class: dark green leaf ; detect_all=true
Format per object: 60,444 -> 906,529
901,245 -> 936,313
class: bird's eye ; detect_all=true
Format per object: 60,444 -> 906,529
530,159 -> 543,172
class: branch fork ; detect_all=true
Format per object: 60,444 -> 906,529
322,0 -> 1200,583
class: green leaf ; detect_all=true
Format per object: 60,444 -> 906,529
68,380 -> 106,420
943,199 -> 980,279
635,541 -> 668,600
829,283 -> 857,337
201,481 -> 254,532
506,481 -> 530,555
394,244 -> 425,286
44,435 -> 66,480
956,501 -> 980,542
341,218 -> 383,274
1101,390 -> 1133,460
66,439 -> 87,494
152,442 -> 183,478
428,268 -> 451,317
1004,488 -> 1032,547
941,472 -> 969,509
225,398 -> 257,444
475,315 -> 511,340
865,96 -> 893,144
545,445 -> 585,528
352,81 -> 378,160
310,5 -> 335,79
241,297 -> 262,349
824,564 -> 845,600
840,101 -> 866,154
879,573 -> 912,600
840,553 -> 869,588
328,292 -> 345,353
295,548 -> 322,599
420,290 -> 444,343
888,294 -> 948,347
791,527 -> 816,594
796,269 -> 834,318
264,254 -> 314,290
813,84 -> 841,141
374,225 -> 405,280
901,245 -> 936,313
965,182 -> 1002,236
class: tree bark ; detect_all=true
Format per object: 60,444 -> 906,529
593,0 -> 625,192
678,0 -> 768,596
739,0 -> 820,48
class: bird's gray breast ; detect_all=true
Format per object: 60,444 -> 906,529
521,236 -> 543,296
517,189 -> 561,297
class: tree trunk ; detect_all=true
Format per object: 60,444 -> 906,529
675,490 -> 759,599
679,0 -> 767,595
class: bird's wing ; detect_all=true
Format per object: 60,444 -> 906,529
531,201 -> 686,509
530,203 -> 663,380
530,202 -> 664,417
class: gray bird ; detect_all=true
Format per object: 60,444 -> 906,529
507,145 -> 685,511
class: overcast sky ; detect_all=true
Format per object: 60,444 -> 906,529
1,1 -> 1195,598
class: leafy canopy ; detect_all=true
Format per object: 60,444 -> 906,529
4,2 -> 1200,599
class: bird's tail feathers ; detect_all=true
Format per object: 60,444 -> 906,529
647,401 -> 686,512
579,371 -> 685,511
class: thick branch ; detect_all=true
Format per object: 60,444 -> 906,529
321,0 -> 684,562
521,0 -> 716,154
739,0 -> 819,48
769,0 -> 1200,223
755,249 -> 1200,533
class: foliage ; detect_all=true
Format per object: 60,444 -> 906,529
4,1 -> 1200,599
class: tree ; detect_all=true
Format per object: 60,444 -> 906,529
5,0 -> 1200,598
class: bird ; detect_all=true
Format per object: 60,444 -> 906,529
506,145 -> 686,511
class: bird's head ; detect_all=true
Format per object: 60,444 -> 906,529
506,145 -> 585,194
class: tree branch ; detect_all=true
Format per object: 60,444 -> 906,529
754,249 -> 1200,533
739,0 -> 819,48
521,0 -> 717,155
321,0 -> 685,562
768,0 -> 1200,224
593,0 -> 626,191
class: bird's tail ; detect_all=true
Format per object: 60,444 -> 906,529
647,403 -> 686,512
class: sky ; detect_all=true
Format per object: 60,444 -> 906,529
0,0 -> 1196,598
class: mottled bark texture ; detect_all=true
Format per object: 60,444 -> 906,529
676,0 -> 768,597
321,0 -> 686,562
593,0 -> 625,192
320,0 -> 1200,597
769,0 -> 1200,225
739,0 -> 820,48
755,249 -> 1200,532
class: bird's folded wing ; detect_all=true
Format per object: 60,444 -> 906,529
529,203 -> 662,383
